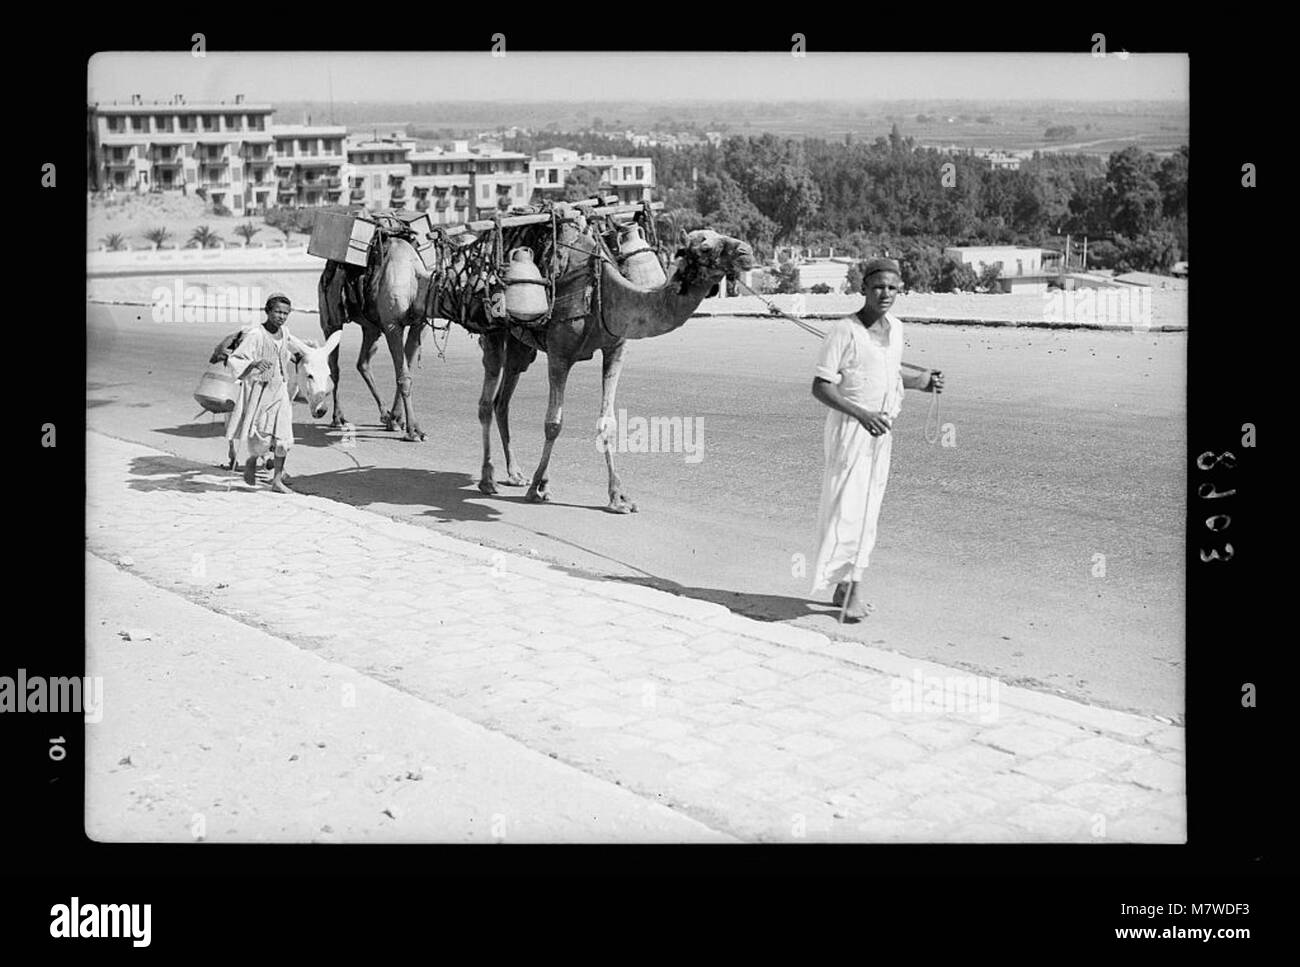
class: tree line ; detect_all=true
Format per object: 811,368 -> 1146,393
506,129 -> 1188,285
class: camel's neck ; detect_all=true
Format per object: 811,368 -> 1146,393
599,261 -> 717,340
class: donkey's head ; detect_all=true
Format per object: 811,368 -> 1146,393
290,330 -> 342,419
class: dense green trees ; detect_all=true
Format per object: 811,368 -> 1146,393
517,129 -> 1188,280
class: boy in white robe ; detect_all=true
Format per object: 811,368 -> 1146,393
225,294 -> 311,493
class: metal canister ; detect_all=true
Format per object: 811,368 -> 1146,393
616,224 -> 666,286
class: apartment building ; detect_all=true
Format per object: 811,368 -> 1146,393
407,141 -> 530,224
345,136 -> 415,211
89,94 -> 275,214
273,125 -> 350,208
528,148 -> 654,204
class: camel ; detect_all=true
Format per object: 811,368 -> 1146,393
472,227 -> 755,513
317,235 -> 431,442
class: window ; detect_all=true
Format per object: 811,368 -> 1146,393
232,167 -> 242,183
548,169 -> 558,183
202,115 -> 218,131
154,115 -> 172,131
106,116 -> 123,132
249,116 -> 264,131
224,114 -> 239,128
130,115 -> 147,131
481,183 -> 490,199
298,139 -> 313,153
276,140 -> 291,155
635,165 -> 644,180
233,195 -> 242,210
185,168 -> 197,183
179,115 -> 195,131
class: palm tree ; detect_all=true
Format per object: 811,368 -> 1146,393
234,221 -> 259,246
144,227 -> 171,250
100,233 -> 127,252
190,225 -> 222,249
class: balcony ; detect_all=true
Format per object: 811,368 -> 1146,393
390,187 -> 407,201
350,188 -> 367,201
104,156 -> 137,169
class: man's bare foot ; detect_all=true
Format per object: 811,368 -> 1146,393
840,586 -> 875,623
271,477 -> 295,494
243,457 -> 258,486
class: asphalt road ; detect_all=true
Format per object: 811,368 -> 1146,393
87,301 -> 1186,718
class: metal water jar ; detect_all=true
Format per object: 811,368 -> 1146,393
194,361 -> 238,413
503,247 -> 549,322
617,223 -> 666,286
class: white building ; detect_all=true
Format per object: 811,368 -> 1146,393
529,149 -> 654,204
944,246 -> 1062,294
272,124 -> 350,208
89,94 -> 277,214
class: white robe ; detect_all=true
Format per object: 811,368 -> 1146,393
811,313 -> 905,594
225,325 -> 309,457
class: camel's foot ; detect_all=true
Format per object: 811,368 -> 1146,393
478,469 -> 499,496
525,480 -> 550,503
380,410 -> 403,432
401,426 -> 426,443
607,492 -> 638,515
270,477 -> 296,494
502,469 -> 527,486
243,457 -> 258,487
330,414 -> 352,429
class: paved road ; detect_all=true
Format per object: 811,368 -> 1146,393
87,302 -> 1185,718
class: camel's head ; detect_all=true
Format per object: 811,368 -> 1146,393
291,330 -> 342,419
672,230 -> 756,294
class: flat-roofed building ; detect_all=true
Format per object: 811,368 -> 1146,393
529,150 -> 654,204
346,136 -> 415,211
407,140 -> 530,224
89,93 -> 274,214
272,124 -> 350,208
944,245 -> 1063,294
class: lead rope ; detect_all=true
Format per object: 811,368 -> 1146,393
734,276 -> 942,445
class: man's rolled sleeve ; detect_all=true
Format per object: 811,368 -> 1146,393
814,319 -> 852,384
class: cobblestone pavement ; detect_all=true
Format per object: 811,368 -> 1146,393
87,431 -> 1185,843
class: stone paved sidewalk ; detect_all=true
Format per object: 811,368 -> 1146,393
87,431 -> 1185,843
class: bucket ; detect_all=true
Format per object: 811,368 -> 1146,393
617,224 -> 666,286
503,247 -> 549,322
194,362 -> 238,413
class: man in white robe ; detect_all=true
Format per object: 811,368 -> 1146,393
225,294 -> 311,493
810,259 -> 944,621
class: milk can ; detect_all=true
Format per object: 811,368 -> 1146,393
503,247 -> 549,322
616,223 -> 666,286
194,361 -> 238,414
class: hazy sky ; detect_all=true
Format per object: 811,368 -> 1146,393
88,52 -> 1187,104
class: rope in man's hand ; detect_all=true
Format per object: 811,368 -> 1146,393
734,278 -> 945,445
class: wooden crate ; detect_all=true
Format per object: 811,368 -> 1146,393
397,211 -> 434,237
308,212 -> 376,266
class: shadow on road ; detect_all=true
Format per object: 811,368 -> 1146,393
155,420 -> 227,440
287,466 -> 502,524
127,455 -> 245,494
599,573 -> 827,625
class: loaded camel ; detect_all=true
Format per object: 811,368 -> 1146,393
317,234 -> 432,441
471,225 -> 754,513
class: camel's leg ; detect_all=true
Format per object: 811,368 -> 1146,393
354,324 -> 392,429
495,339 -> 532,487
598,341 -> 637,514
525,353 -> 575,504
387,324 -> 425,433
385,326 -> 424,442
320,266 -> 350,428
477,332 -> 506,494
